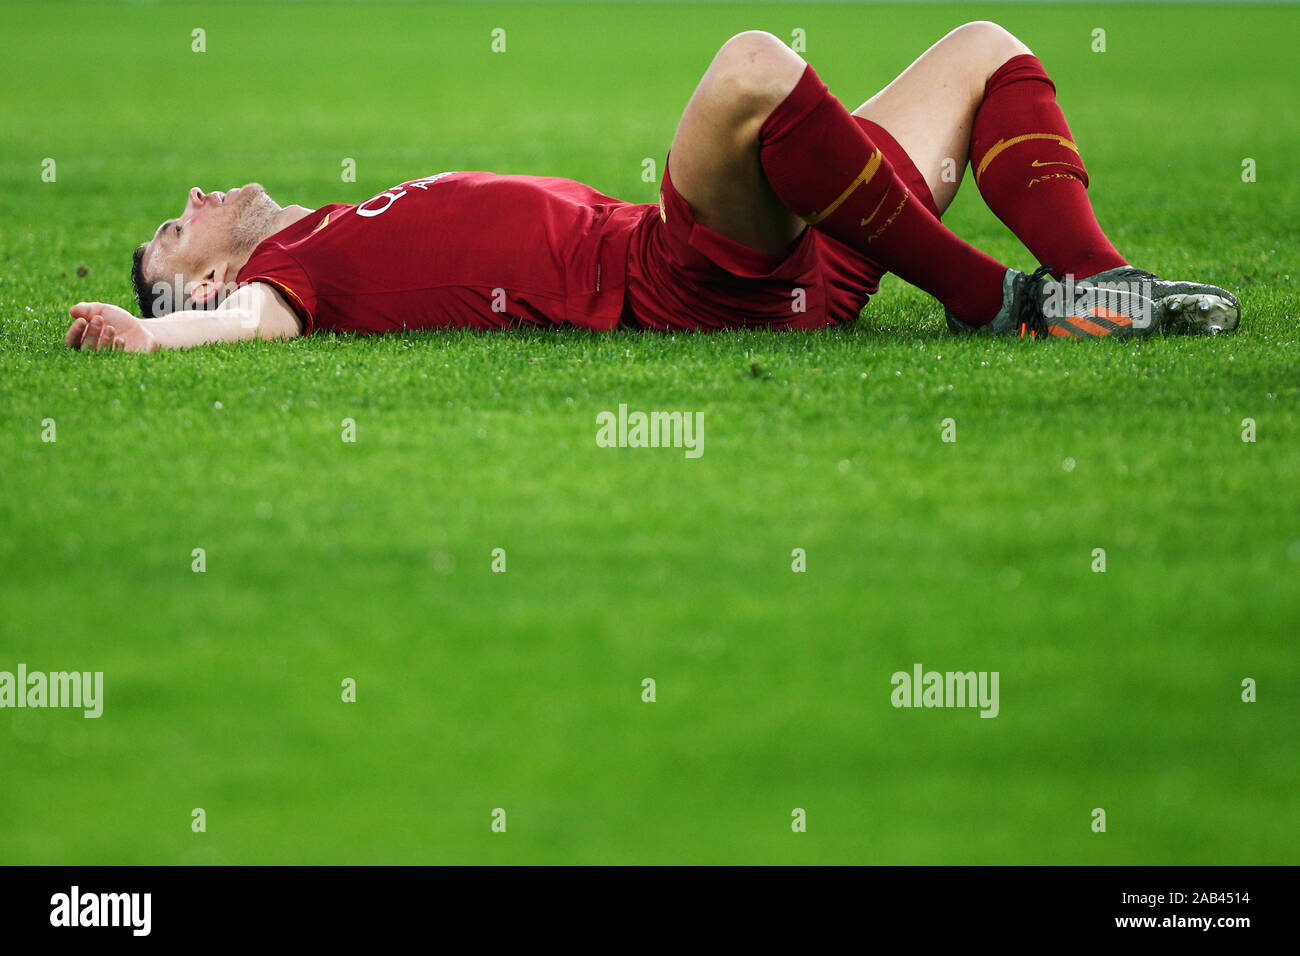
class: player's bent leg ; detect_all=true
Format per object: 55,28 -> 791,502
854,22 -> 1239,334
661,29 -> 1013,331
960,27 -> 1240,332
664,26 -> 1203,338
852,21 -> 1030,215
666,31 -> 807,256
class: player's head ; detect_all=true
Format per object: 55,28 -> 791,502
131,184 -> 283,316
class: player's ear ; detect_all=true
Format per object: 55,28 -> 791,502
188,263 -> 230,308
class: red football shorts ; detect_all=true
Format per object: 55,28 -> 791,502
621,118 -> 940,331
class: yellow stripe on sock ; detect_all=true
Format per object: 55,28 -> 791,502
975,133 -> 1079,184
804,150 -> 883,225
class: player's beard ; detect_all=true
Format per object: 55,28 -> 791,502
228,189 -> 285,256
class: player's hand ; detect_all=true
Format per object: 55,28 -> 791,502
67,302 -> 159,353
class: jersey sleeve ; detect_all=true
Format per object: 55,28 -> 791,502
238,247 -> 318,334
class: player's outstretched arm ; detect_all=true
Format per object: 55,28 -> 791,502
65,282 -> 301,352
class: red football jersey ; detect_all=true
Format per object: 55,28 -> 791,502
236,172 -> 652,334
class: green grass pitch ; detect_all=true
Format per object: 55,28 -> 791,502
1,1 -> 1297,865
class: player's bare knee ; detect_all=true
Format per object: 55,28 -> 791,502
953,21 -> 1032,71
708,31 -> 805,121
943,21 -> 1032,101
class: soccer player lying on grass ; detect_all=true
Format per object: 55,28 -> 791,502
66,22 -> 1241,353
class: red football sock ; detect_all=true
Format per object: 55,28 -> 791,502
969,54 -> 1126,280
759,65 -> 1008,324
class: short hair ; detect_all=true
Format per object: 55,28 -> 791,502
130,243 -> 158,317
